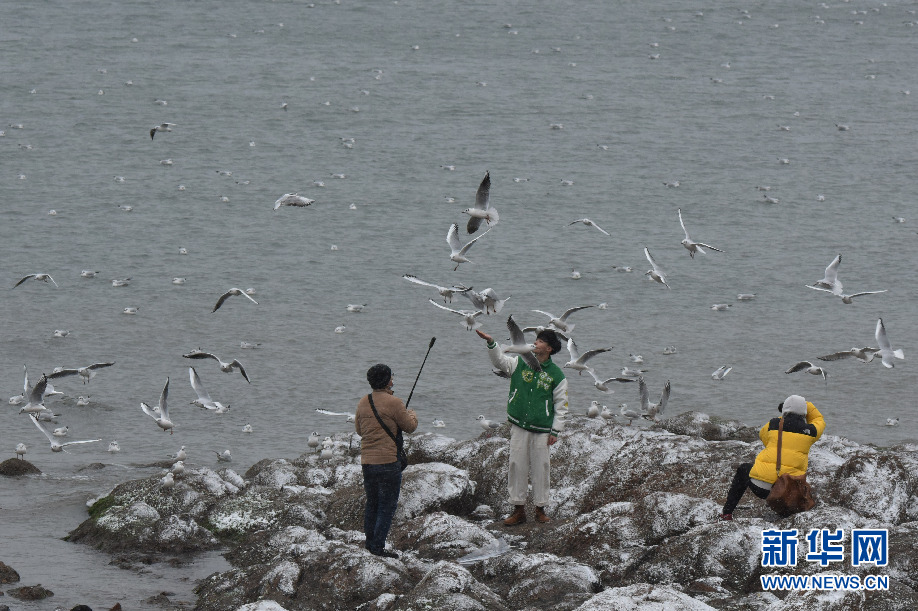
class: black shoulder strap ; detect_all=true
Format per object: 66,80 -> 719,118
367,393 -> 401,447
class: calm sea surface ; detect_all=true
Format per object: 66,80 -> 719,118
2,0 -> 917,607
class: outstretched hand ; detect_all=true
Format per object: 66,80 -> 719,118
476,329 -> 493,343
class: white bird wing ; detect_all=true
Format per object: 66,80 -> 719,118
475,171 -> 491,211
62,439 -> 102,447
678,208 -> 691,241
87,362 -> 115,371
847,290 -> 887,298
695,242 -> 723,253
591,222 -> 610,236
638,377 -> 650,412
428,298 -> 479,317
559,305 -> 593,322
457,226 -> 492,256
316,408 -> 354,417
658,381 -> 671,413
644,247 -> 661,273
447,223 -> 462,254
566,338 -> 582,361
403,274 -> 446,291
875,319 -> 891,352
531,309 -> 557,322
159,377 -> 170,420
460,289 -> 486,310
189,367 -> 214,408
140,401 -> 159,420
806,285 -> 835,295
578,346 -> 613,365
230,360 -> 250,383
467,171 -> 491,234
824,254 -> 842,285
785,361 -> 815,373
22,364 -> 29,396
29,414 -> 56,443
13,274 -> 38,288
28,375 -> 48,405
47,368 -> 80,380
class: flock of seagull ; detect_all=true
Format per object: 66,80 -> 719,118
10,266 -> 263,465
379,169 -> 906,432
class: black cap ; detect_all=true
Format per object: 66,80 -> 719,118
367,364 -> 392,389
536,329 -> 562,355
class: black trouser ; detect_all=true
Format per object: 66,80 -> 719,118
723,462 -> 771,514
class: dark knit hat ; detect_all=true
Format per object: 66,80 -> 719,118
536,329 -> 562,355
367,363 -> 392,389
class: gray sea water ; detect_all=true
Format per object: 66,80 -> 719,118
3,0 -> 917,608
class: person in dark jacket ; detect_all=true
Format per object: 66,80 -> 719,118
355,364 -> 418,557
721,394 -> 826,520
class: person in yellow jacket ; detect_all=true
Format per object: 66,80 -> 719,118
720,394 -> 825,520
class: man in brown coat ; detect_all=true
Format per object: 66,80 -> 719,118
355,363 -> 418,558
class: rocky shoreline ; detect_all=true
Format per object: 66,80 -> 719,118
4,412 -> 918,610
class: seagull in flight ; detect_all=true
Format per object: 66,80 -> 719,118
17,373 -> 53,415
463,171 -> 499,233
461,287 -> 510,315
12,273 -> 58,288
806,286 -> 887,304
875,318 -> 905,369
711,365 -> 733,380
212,288 -> 258,312
643,247 -> 670,288
29,414 -> 100,453
447,223 -> 492,270
817,347 -> 879,363
402,274 -> 472,303
678,208 -> 724,258
505,315 -> 541,372
273,193 -> 314,211
587,369 -> 637,393
639,377 -> 671,421
785,361 -> 828,383
810,254 -> 843,295
530,305 -> 593,334
189,367 -> 230,412
141,377 -> 174,433
567,218 -> 610,236
150,122 -> 176,139
182,349 -> 250,383
427,299 -> 483,330
315,408 -> 356,422
563,338 -> 612,374
48,362 -> 115,384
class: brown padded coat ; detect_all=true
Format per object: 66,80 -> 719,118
355,390 -> 418,465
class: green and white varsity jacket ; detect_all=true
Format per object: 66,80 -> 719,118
488,341 -> 569,435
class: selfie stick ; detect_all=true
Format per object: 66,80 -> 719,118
405,337 -> 436,409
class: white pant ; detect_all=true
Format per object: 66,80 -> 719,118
508,424 -> 551,506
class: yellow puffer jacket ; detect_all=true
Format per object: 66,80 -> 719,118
748,402 -> 826,484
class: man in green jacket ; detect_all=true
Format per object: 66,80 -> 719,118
476,327 -> 569,525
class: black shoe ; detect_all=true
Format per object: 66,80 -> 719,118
370,548 -> 399,559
